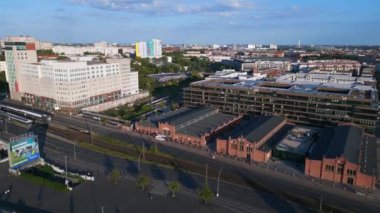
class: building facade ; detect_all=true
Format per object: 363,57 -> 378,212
216,116 -> 287,162
4,41 -> 38,100
19,58 -> 139,110
135,39 -> 162,58
305,125 -> 376,190
183,74 -> 379,132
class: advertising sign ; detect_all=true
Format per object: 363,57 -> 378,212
8,133 -> 40,169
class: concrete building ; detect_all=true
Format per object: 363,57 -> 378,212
18,58 -> 139,110
183,73 -> 379,132
136,107 -> 242,146
222,58 -> 292,72
216,116 -> 288,162
1,36 -> 52,50
52,45 -> 120,56
273,126 -> 318,163
3,41 -> 38,100
305,125 -> 377,190
135,39 -> 162,58
299,60 -> 361,75
0,61 -> 6,72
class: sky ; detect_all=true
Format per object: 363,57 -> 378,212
0,0 -> 379,45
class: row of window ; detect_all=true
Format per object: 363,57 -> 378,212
325,165 -> 357,176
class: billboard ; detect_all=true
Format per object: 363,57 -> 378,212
8,132 -> 40,169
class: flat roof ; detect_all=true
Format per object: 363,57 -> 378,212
275,126 -> 318,155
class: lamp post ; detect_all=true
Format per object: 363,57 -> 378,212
64,156 -> 68,186
73,142 -> 77,160
216,167 -> 224,197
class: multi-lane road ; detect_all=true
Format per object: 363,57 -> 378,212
1,102 -> 380,212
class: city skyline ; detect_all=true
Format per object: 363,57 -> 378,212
0,0 -> 379,45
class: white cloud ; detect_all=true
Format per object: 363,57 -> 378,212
70,0 -> 256,16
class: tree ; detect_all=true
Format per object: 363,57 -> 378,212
168,181 -> 181,197
199,185 -> 214,205
136,175 -> 150,190
108,169 -> 122,184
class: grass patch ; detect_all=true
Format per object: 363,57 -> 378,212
20,173 -> 69,192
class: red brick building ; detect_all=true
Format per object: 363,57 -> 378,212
135,107 -> 242,146
305,125 -> 377,190
216,116 -> 287,162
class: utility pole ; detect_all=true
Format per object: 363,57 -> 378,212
142,142 -> 145,160
205,163 -> 208,185
138,153 -> 141,172
216,167 -> 224,197
64,156 -> 68,186
73,142 -> 77,160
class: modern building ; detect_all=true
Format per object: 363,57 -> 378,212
1,36 -> 52,50
3,41 -> 38,100
216,116 -> 288,162
273,126 -> 318,163
305,125 -> 376,190
52,44 -> 120,56
0,61 -> 6,72
18,58 -> 139,110
183,73 -> 379,132
135,107 -> 242,146
135,39 -> 162,58
299,60 -> 361,75
221,58 -> 292,72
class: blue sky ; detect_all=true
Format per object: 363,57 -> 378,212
0,0 -> 379,45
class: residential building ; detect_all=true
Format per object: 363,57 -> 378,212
135,39 -> 162,58
18,58 -> 139,110
1,36 -> 52,50
183,73 -> 379,132
299,60 -> 361,75
135,107 -> 242,146
0,61 -> 6,72
216,116 -> 288,162
221,58 -> 292,72
3,41 -> 38,100
52,44 -> 120,56
305,125 -> 376,190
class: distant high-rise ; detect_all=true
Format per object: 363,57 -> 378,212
4,41 -> 38,100
297,40 -> 301,48
135,39 -> 162,58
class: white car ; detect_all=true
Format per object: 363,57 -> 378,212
155,135 -> 166,141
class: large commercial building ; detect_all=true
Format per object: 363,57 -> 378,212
305,125 -> 376,190
222,58 -> 292,72
135,107 -> 242,146
183,73 -> 379,132
1,36 -> 52,50
18,58 -> 139,110
216,116 -> 288,162
135,39 -> 162,58
4,41 -> 38,100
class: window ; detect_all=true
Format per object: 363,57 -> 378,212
347,178 -> 354,185
337,163 -> 344,174
347,169 -> 356,176
325,165 -> 334,172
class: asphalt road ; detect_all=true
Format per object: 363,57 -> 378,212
1,122 -> 304,213
1,106 -> 379,212
50,114 -> 380,212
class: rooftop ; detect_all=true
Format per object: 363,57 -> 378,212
275,126 -> 318,155
141,107 -> 238,137
223,116 -> 285,143
189,72 -> 378,101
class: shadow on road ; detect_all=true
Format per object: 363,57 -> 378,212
171,162 -> 197,189
103,154 -> 114,175
150,164 -> 166,181
126,159 -> 138,176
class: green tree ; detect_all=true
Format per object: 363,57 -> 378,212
199,185 -> 214,205
108,169 -> 122,184
136,175 -> 150,190
168,181 -> 181,197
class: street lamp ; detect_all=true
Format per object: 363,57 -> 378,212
64,156 -> 69,187
216,167 -> 224,197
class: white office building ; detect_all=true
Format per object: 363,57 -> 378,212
19,58 -> 139,109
